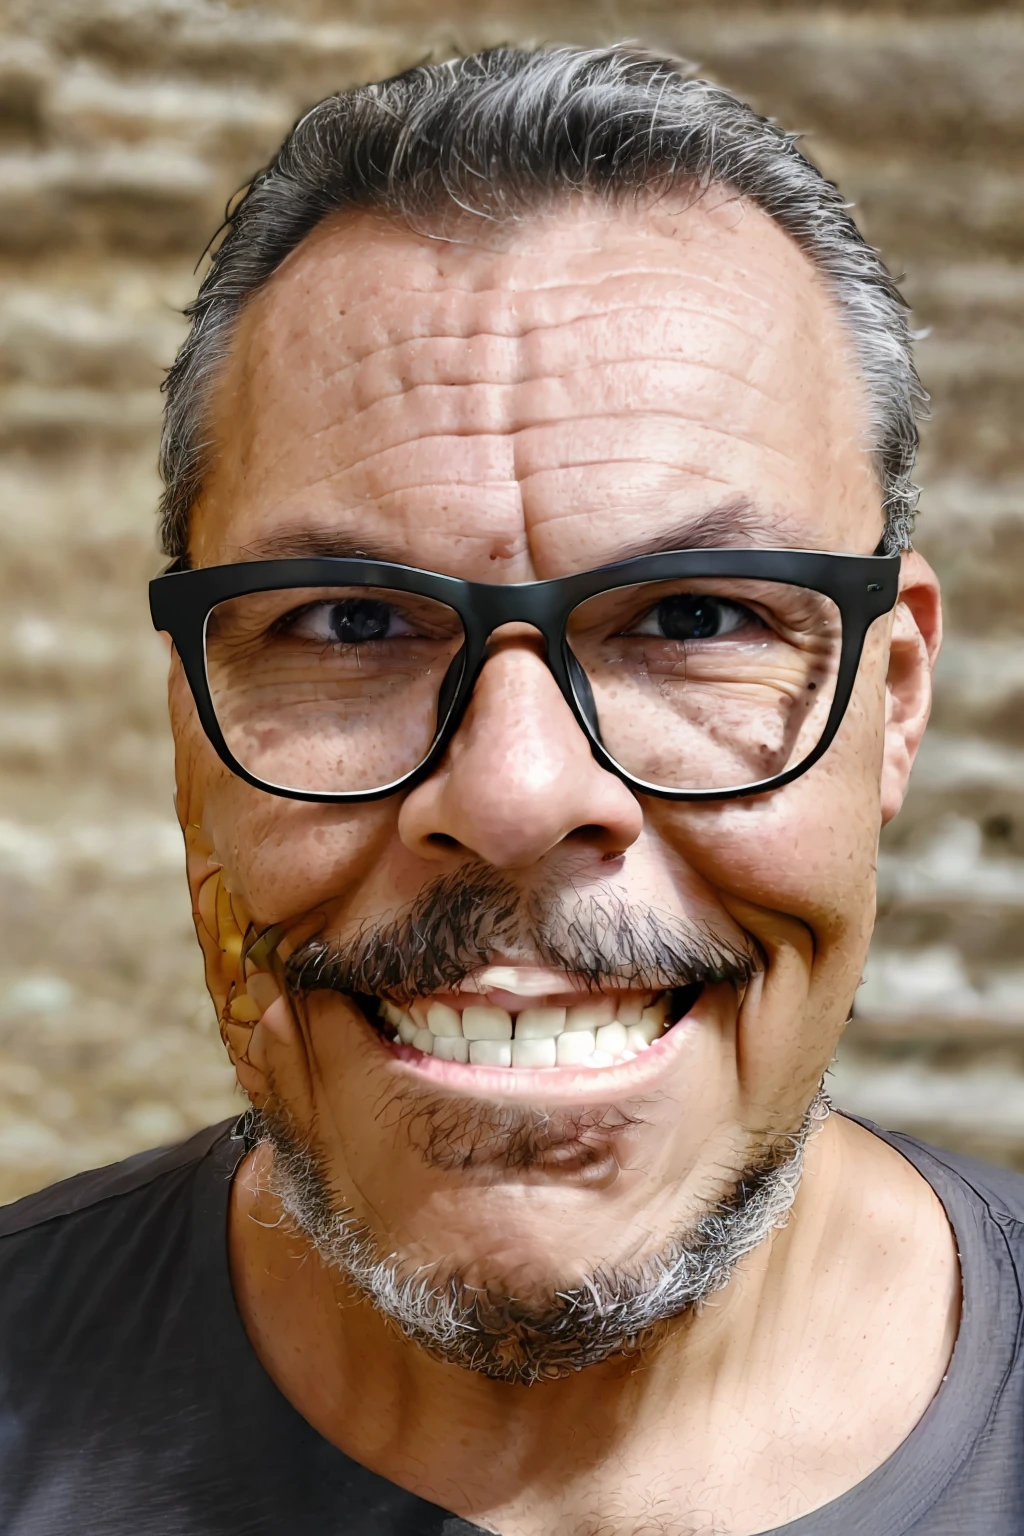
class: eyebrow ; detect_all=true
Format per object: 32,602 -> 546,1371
232,527 -> 412,565
225,498 -> 796,572
606,498 -> 804,561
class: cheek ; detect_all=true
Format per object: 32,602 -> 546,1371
169,658 -> 211,822
171,653 -> 404,929
205,794 -> 401,931
647,656 -> 887,950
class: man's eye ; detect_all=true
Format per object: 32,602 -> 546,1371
285,599 -> 415,645
626,594 -> 759,641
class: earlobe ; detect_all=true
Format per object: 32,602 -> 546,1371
879,551 -> 942,825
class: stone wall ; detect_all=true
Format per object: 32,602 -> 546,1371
0,0 -> 1021,1200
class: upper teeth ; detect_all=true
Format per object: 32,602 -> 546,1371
378,994 -> 671,1069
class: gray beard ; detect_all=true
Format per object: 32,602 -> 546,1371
246,1088 -> 830,1385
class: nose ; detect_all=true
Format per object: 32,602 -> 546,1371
397,635 -> 643,869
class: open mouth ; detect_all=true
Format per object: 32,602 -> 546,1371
357,972 -> 705,1071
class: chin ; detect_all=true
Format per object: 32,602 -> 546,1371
247,1077 -> 827,1385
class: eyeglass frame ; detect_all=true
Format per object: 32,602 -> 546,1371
150,545 -> 901,805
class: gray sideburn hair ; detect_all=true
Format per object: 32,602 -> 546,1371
158,44 -> 925,560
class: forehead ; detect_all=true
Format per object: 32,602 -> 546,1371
192,194 -> 880,574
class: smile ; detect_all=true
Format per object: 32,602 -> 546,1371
364,967 -> 705,1072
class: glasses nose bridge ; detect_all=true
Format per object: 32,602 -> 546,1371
470,578 -> 566,648
450,578 -> 594,738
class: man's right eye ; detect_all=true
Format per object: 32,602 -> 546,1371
283,599 -> 416,645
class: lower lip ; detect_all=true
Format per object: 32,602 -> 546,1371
370,996 -> 709,1101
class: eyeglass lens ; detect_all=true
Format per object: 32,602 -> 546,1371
566,578 -> 842,792
205,586 -> 466,794
204,576 -> 842,796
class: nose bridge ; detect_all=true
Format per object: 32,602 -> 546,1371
398,581 -> 643,868
456,639 -> 575,769
451,580 -> 575,747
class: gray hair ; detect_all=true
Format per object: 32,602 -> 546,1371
248,1088 -> 830,1384
158,44 -> 925,560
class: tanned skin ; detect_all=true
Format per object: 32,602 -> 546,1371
168,192 -> 956,1536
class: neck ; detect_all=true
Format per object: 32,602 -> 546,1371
228,1114 -> 959,1535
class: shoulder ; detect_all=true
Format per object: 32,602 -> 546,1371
0,1118 -> 237,1244
861,1116 -> 1024,1228
0,1117 -> 241,1418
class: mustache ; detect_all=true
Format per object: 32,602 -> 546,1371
283,865 -> 764,1000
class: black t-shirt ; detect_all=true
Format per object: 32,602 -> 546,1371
1,1117 -> 1022,1535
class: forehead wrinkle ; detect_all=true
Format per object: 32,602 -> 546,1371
527,499 -> 811,557
244,504 -> 527,569
502,417 -> 790,475
251,407 -> 798,508
316,465 -> 725,504
231,205 -> 844,417
216,464 -> 522,535
207,202 -> 870,567
510,455 -> 739,489
264,280 -> 782,368
252,264 -> 797,406
249,349 -> 795,489
210,460 -> 758,579
281,467 -> 709,527
249,345 -> 802,471
512,476 -> 790,570
247,233 -> 805,381
312,336 -> 781,417
259,259 -> 805,394
283,305 -> 775,403
276,227 -> 781,291
247,424 -> 516,507
268,212 -> 792,316
246,200 -> 838,397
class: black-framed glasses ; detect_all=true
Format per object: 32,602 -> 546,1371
150,547 -> 899,804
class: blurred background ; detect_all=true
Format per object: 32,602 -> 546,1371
0,0 -> 1021,1201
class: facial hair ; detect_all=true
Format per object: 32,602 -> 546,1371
246,1090 -> 829,1386
253,862 -> 818,1385
283,863 -> 764,1002
279,862 -> 766,1178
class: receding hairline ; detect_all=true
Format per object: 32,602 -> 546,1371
188,186 -> 874,566
205,180 -> 850,396
159,45 -> 924,561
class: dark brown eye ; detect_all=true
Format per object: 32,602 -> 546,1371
286,599 -> 415,645
628,594 -> 758,640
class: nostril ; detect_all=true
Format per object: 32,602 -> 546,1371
426,832 -> 461,852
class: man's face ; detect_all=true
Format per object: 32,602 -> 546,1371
171,193 -> 936,1341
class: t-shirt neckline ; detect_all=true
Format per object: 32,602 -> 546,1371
193,1116 -> 1020,1536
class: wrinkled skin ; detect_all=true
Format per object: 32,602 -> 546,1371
168,193 -> 957,1535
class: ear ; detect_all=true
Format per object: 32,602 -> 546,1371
880,550 -> 942,825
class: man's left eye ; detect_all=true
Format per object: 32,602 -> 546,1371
626,594 -> 758,641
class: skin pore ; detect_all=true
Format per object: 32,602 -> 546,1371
169,191 -> 956,1535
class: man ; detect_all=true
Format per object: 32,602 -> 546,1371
1,42 -> 1021,1536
